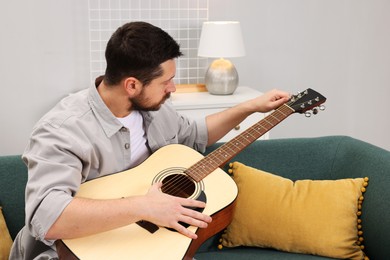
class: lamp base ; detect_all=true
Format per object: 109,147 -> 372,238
205,58 -> 239,95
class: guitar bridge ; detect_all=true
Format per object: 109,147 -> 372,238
136,220 -> 159,234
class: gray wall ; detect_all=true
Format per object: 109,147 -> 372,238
1,1 -> 90,156
211,0 -> 390,150
1,0 -> 389,155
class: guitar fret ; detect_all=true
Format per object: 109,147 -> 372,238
240,135 -> 252,145
279,108 -> 289,116
269,113 -> 279,120
217,148 -> 229,158
232,140 -> 244,148
223,145 -> 235,154
246,130 -> 257,140
256,125 -> 267,133
262,119 -> 275,127
201,162 -> 213,173
249,124 -> 262,135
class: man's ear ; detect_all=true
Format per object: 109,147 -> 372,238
123,77 -> 142,97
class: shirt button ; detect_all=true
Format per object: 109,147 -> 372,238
124,143 -> 130,149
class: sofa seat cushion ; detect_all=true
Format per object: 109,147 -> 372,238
195,246 -> 335,259
220,162 -> 368,259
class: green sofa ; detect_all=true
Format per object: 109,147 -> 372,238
1,136 -> 389,259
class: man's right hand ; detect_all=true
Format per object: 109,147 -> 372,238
142,182 -> 212,239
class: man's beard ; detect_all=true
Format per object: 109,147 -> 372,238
130,92 -> 171,111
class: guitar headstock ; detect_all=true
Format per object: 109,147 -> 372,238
287,88 -> 326,116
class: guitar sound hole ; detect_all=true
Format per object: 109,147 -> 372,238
161,174 -> 195,198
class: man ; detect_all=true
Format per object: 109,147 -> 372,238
10,21 -> 290,259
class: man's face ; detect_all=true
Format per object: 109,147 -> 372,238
130,59 -> 177,111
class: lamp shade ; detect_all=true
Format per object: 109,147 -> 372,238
198,21 -> 245,58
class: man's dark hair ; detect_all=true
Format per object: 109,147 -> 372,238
104,21 -> 182,86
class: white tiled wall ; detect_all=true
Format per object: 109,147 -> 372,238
88,0 -> 209,84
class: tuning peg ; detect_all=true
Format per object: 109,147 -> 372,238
305,111 -> 312,117
319,105 -> 326,111
312,108 -> 318,115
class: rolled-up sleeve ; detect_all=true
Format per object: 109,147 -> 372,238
23,123 -> 84,245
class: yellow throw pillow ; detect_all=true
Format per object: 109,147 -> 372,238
0,206 -> 13,260
221,162 -> 368,260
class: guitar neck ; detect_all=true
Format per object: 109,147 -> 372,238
186,104 -> 295,182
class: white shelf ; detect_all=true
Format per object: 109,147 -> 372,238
171,86 -> 261,110
171,86 -> 269,142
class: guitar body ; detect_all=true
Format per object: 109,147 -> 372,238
61,144 -> 238,259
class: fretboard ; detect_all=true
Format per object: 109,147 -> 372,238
185,104 -> 294,182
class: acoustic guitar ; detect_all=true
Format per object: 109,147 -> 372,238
57,88 -> 326,259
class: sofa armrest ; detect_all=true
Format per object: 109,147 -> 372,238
0,155 -> 27,239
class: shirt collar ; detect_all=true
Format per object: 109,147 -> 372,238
88,84 -> 123,138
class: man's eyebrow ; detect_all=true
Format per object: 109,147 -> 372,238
164,75 -> 175,82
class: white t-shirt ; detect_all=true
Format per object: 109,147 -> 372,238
117,111 -> 150,168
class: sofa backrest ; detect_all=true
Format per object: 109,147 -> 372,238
0,155 -> 27,239
330,136 -> 390,259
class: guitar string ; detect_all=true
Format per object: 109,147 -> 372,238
163,130 -> 288,196
184,99 -> 311,183
186,105 -> 293,181
160,105 -> 293,197
160,105 -> 293,196
160,105 -> 294,197
160,120 -> 268,196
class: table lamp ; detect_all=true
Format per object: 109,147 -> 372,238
198,21 -> 246,95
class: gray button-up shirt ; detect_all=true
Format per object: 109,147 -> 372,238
11,84 -> 208,259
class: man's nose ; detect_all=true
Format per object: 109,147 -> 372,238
167,80 -> 176,93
